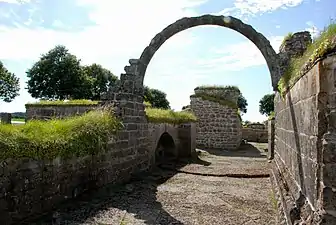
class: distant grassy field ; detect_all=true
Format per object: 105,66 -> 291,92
11,118 -> 25,123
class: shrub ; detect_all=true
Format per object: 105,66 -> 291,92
145,108 -> 197,124
190,93 -> 238,109
278,23 -> 336,96
0,110 -> 122,160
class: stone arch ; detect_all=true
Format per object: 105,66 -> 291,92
155,132 -> 176,163
122,14 -> 281,92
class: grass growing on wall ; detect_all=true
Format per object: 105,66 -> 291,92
278,22 -> 336,95
25,99 -> 99,106
145,108 -> 197,124
0,110 -> 122,160
194,85 -> 240,92
190,93 -> 238,109
281,32 -> 293,45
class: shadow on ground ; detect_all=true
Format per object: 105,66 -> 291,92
20,142 -> 268,225
197,142 -> 268,159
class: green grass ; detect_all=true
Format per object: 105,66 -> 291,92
0,110 -> 122,160
145,108 -> 197,124
281,32 -> 293,45
278,23 -> 336,96
144,101 -> 152,108
11,118 -> 25,122
25,99 -> 99,107
190,93 -> 238,109
268,111 -> 275,120
194,85 -> 240,92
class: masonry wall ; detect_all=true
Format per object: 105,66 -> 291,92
0,129 -> 151,224
242,127 -> 268,143
190,96 -> 242,150
272,55 -> 336,224
25,104 -> 98,121
147,122 -> 196,165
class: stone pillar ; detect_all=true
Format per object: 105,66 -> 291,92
268,118 -> 275,160
1,113 -> 11,124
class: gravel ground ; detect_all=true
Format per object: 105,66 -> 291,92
25,143 -> 276,225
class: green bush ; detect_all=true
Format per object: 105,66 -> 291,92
25,99 -> 99,107
278,23 -> 336,96
145,108 -> 197,124
194,85 -> 240,92
0,110 -> 122,160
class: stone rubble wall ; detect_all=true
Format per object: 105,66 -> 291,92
25,104 -> 98,121
242,127 -> 268,143
190,96 -> 242,150
271,55 -> 336,224
0,126 -> 151,224
0,113 -> 11,124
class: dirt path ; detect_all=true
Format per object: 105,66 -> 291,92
27,143 -> 276,225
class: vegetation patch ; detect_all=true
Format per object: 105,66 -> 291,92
190,93 -> 238,109
0,110 -> 122,160
194,85 -> 240,92
144,101 -> 152,108
268,111 -> 275,120
281,32 -> 293,45
145,108 -> 197,124
278,23 -> 336,96
25,99 -> 99,107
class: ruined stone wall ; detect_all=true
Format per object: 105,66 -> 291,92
242,127 -> 268,143
25,104 -> 98,121
147,122 -> 196,165
0,129 -> 151,224
190,96 -> 242,150
272,55 -> 336,224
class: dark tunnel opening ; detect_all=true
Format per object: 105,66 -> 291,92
155,132 -> 176,164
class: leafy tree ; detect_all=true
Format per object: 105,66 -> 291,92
26,45 -> 87,100
259,93 -> 275,116
0,61 -> 20,102
237,93 -> 248,114
144,86 -> 170,109
83,63 -> 118,100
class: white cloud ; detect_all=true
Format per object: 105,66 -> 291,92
216,0 -> 304,17
0,0 -> 30,4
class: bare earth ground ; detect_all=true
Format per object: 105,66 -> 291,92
26,142 -> 276,225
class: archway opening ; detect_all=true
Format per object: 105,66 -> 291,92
155,132 -> 176,164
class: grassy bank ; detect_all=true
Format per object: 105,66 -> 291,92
0,110 -> 122,160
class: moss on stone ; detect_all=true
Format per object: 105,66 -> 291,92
190,93 -> 238,109
25,99 -> 99,107
145,108 -> 197,124
0,110 -> 122,160
278,23 -> 336,96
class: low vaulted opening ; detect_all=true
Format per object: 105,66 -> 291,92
155,132 -> 176,164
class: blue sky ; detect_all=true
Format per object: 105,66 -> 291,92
0,0 -> 334,122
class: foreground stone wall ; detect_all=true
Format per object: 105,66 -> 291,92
190,96 -> 242,150
25,104 -> 98,121
242,127 -> 267,143
272,55 -> 336,224
0,128 -> 151,224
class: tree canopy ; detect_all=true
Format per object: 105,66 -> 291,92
26,45 -> 118,101
83,63 -> 118,100
144,86 -> 170,109
259,93 -> 275,116
237,93 -> 248,114
0,61 -> 20,102
26,45 -> 85,100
